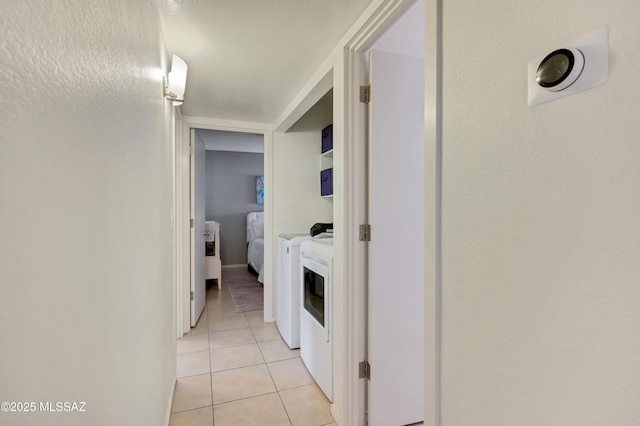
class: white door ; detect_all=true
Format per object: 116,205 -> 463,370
367,49 -> 425,425
190,132 -> 206,326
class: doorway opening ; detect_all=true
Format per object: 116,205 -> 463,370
176,118 -> 272,337
192,129 -> 265,325
344,0 -> 440,424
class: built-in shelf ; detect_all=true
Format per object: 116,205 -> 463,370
320,126 -> 333,198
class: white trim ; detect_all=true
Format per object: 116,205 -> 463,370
181,119 -> 191,335
342,0 -> 441,424
182,116 -> 272,133
274,70 -> 334,133
174,108 -> 185,338
343,2 -> 414,422
423,0 -> 442,424
342,48 -> 369,426
190,127 -> 196,326
346,0 -> 412,52
165,378 -> 176,426
273,0 -> 416,135
178,116 -> 275,324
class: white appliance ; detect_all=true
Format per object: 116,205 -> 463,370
299,236 -> 334,402
276,233 -> 311,349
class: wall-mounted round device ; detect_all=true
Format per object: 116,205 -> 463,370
536,48 -> 585,92
528,27 -> 608,107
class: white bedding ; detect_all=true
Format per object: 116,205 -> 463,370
248,237 -> 264,283
246,212 -> 264,283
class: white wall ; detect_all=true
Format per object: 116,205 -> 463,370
198,129 -> 264,153
441,1 -> 640,424
273,91 -> 334,238
271,90 -> 334,327
0,2 -> 176,425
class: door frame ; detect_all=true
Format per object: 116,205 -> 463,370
342,0 -> 442,424
176,116 -> 273,336
190,130 -> 206,326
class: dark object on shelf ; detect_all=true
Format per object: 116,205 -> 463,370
320,168 -> 333,196
322,124 -> 333,153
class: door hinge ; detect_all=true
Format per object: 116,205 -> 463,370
189,144 -> 194,155
190,291 -> 194,301
190,218 -> 194,228
359,224 -> 371,242
360,85 -> 371,104
359,360 -> 371,380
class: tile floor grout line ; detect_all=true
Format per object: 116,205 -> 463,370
212,390 -> 283,407
264,355 -> 295,426
172,269 -> 333,425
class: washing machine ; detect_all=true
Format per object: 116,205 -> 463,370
276,233 -> 311,349
299,235 -> 334,401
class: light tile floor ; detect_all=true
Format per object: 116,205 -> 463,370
171,267 -> 336,426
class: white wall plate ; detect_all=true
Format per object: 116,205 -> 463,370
528,26 -> 608,107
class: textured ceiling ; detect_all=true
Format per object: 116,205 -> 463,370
158,0 -> 372,124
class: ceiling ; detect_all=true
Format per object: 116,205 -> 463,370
158,0 -> 372,125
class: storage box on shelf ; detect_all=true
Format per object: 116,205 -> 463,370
320,124 -> 333,198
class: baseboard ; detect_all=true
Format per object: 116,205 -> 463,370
222,264 -> 248,269
165,376 -> 176,426
330,403 -> 341,426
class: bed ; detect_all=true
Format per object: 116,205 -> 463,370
246,211 -> 264,283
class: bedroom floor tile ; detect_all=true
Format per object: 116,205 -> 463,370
171,268 -> 325,426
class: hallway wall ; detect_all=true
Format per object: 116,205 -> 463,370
441,1 -> 640,424
0,2 -> 176,425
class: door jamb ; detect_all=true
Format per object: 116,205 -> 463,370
423,0 -> 442,423
343,0 -> 442,424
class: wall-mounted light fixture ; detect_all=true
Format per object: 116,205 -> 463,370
528,27 -> 608,107
164,55 -> 188,106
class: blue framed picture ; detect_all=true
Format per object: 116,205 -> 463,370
256,175 -> 264,204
